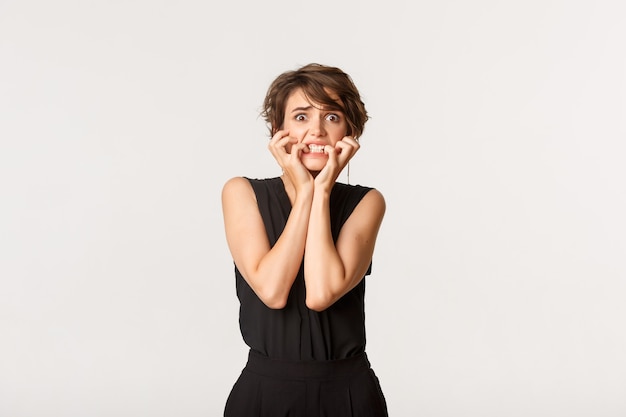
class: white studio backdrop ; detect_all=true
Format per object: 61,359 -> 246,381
1,1 -> 625,416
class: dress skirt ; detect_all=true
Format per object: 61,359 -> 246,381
224,349 -> 388,417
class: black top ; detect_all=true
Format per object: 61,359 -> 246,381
234,177 -> 374,361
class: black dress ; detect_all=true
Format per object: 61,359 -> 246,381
224,177 -> 388,417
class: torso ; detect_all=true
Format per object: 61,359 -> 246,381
234,177 -> 374,361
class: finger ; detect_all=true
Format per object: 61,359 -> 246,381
323,145 -> 340,170
268,130 -> 287,152
268,132 -> 298,171
333,140 -> 359,162
289,142 -> 309,158
269,129 -> 288,144
279,136 -> 298,150
333,140 -> 358,167
336,136 -> 360,152
269,133 -> 296,158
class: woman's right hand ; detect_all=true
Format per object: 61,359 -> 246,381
268,130 -> 314,194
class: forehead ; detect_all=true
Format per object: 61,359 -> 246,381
285,88 -> 311,107
285,87 -> 341,110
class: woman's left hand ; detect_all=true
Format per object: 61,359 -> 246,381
314,136 -> 360,192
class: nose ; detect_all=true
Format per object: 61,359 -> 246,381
309,118 -> 326,137
308,116 -> 326,137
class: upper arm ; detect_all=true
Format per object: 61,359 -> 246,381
221,177 -> 271,284
335,188 -> 386,287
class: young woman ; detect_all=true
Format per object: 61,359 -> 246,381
222,63 -> 388,416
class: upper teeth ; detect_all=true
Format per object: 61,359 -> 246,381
309,144 -> 325,153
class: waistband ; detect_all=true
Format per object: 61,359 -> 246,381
244,349 -> 371,379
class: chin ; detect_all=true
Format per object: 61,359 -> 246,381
304,162 -> 327,173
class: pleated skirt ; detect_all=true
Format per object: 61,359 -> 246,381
224,350 -> 388,417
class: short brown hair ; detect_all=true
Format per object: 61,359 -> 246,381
261,63 -> 369,139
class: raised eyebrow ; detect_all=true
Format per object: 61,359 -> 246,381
290,106 -> 344,115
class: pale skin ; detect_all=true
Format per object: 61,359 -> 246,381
222,88 -> 385,311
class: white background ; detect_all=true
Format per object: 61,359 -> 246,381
1,1 -> 625,416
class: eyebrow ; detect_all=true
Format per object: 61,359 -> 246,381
290,106 -> 314,113
290,105 -> 343,113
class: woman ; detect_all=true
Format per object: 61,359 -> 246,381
222,63 -> 388,416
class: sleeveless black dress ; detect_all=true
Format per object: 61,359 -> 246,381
225,177 -> 388,417
235,177 -> 374,361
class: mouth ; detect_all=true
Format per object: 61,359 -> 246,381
308,144 -> 325,153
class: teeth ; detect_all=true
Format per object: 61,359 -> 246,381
308,144 -> 325,153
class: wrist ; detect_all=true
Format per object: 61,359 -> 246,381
312,186 -> 331,204
294,183 -> 314,204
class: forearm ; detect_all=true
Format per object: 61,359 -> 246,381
303,190 -> 346,311
251,190 -> 313,308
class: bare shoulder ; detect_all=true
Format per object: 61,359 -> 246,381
343,187 -> 386,231
358,188 -> 386,218
364,188 -> 385,207
222,176 -> 255,202
222,176 -> 251,194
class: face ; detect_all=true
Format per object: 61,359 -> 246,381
282,88 -> 348,173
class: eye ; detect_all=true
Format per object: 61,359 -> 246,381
295,114 -> 307,121
325,113 -> 340,122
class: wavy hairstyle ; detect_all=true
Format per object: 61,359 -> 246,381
261,63 -> 369,139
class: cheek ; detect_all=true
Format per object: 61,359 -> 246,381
284,121 -> 303,134
330,127 -> 348,144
